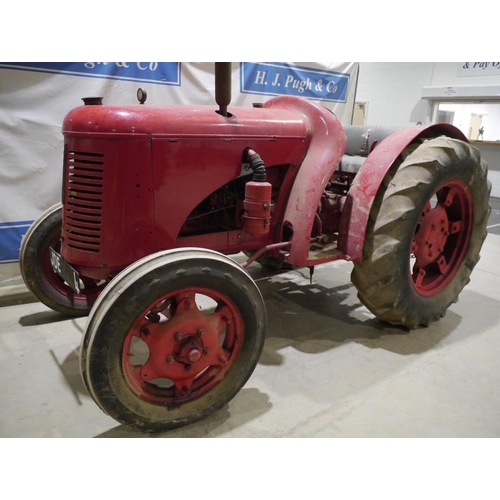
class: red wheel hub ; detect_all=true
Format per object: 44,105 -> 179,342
122,288 -> 243,404
410,181 -> 472,296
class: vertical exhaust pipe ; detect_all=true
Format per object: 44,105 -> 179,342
215,62 -> 232,117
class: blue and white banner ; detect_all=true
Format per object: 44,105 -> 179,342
241,62 -> 350,103
0,61 -> 358,286
0,221 -> 33,263
0,62 -> 181,86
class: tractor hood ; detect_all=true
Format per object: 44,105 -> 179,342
62,103 -> 309,139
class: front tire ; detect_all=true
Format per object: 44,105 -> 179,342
80,248 -> 267,433
19,203 -> 106,316
352,137 -> 491,329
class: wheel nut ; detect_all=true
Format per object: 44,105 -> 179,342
185,364 -> 192,372
197,328 -> 204,337
167,355 -> 175,364
188,348 -> 202,363
203,348 -> 210,355
174,332 -> 182,341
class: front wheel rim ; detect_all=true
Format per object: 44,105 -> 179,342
410,180 -> 473,296
121,287 -> 244,405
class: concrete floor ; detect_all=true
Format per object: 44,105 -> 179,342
1,202 -> 500,438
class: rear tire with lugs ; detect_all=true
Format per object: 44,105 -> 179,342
352,136 -> 491,329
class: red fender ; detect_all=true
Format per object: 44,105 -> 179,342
263,96 -> 347,266
338,124 -> 468,263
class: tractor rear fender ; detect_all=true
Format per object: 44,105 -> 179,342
338,123 -> 468,263
263,96 -> 347,266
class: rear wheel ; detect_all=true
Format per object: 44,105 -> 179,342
19,203 -> 106,316
80,248 -> 267,433
352,137 -> 491,328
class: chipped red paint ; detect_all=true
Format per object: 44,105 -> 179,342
122,287 -> 243,404
263,96 -> 347,266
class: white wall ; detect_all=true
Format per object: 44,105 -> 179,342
356,63 -> 500,185
355,63 -> 434,126
357,62 -> 500,127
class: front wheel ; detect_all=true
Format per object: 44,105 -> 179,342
19,203 -> 106,316
80,248 -> 267,433
352,136 -> 491,329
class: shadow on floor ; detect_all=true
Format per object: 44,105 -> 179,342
19,310 -> 72,327
50,348 -> 85,406
0,289 -> 39,308
253,266 -> 498,364
94,387 -> 271,438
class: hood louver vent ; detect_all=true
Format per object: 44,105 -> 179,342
65,150 -> 104,254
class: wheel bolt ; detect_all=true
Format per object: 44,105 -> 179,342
167,355 -> 175,364
174,332 -> 182,341
203,348 -> 210,355
188,348 -> 202,363
185,364 -> 192,372
197,328 -> 204,337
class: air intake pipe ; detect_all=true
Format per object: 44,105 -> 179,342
242,148 -> 272,235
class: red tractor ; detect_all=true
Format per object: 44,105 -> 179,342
20,63 -> 491,432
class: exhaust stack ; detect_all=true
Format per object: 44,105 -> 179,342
215,62 -> 232,117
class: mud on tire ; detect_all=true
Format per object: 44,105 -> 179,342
80,248 -> 267,433
352,136 -> 491,329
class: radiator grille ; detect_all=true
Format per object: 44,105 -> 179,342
65,150 -> 104,253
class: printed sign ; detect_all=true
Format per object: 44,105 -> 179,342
240,62 -> 350,103
0,62 -> 181,86
457,62 -> 500,77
